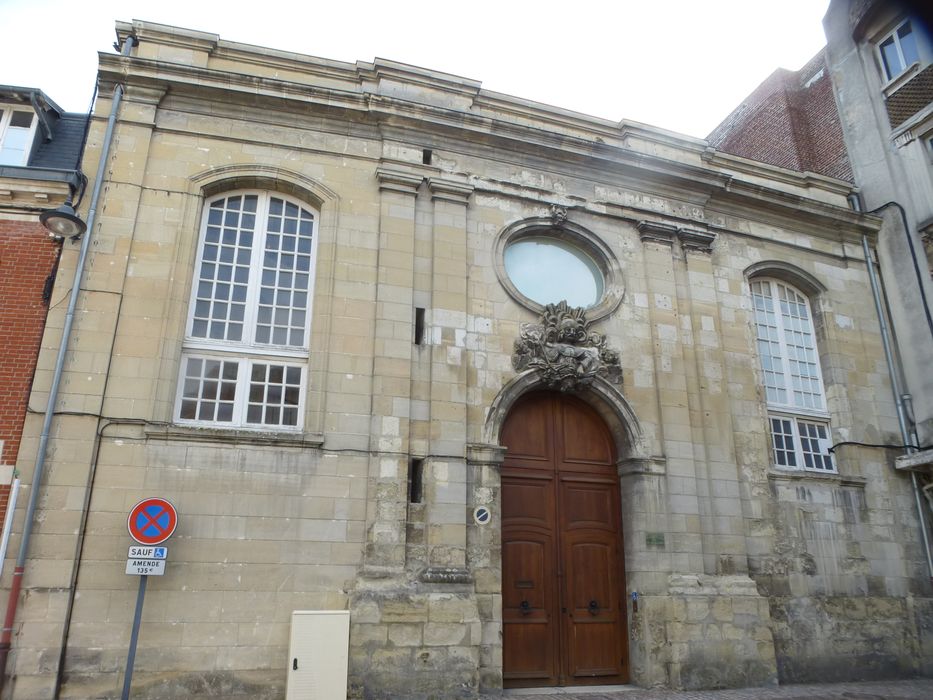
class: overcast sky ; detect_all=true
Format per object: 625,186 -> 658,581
1,0 -> 830,139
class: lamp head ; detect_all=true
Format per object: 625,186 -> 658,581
39,199 -> 86,240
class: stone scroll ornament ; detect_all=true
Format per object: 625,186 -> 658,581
512,301 -> 622,391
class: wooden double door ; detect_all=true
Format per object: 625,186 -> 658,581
501,392 -> 629,688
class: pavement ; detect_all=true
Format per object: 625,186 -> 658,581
481,679 -> 933,699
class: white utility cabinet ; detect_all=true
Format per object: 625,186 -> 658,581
286,610 -> 350,699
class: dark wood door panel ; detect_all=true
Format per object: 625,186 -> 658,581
503,618 -> 558,683
502,476 -> 554,528
561,530 -> 627,682
559,398 -> 613,465
500,392 -> 553,462
501,391 -> 629,688
502,537 -> 550,614
559,480 -> 617,531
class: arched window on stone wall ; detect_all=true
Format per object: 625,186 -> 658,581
174,190 -> 319,430
749,273 -> 835,473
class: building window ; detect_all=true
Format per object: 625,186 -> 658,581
504,236 -> 604,308
0,108 -> 36,166
751,279 -> 834,472
878,19 -> 920,81
494,217 -> 624,321
175,191 -> 318,429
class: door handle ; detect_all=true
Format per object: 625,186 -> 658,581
293,658 -> 298,670
519,600 -> 532,615
588,600 -> 600,615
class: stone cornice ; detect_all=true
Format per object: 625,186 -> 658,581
701,147 -> 855,197
375,167 -> 423,194
637,221 -> 716,254
466,443 -> 507,465
0,172 -> 77,212
116,20 -> 219,53
427,177 -> 473,204
679,228 -> 716,254
98,23 -> 879,239
637,220 -> 677,246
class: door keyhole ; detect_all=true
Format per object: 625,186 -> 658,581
292,658 -> 298,670
519,600 -> 532,615
588,600 -> 600,615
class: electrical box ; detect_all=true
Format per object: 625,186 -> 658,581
286,610 -> 350,700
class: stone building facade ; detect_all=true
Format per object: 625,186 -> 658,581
1,20 -> 931,699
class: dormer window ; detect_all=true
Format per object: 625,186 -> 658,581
878,19 -> 919,81
0,108 -> 36,166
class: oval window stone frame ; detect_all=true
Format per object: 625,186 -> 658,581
494,216 -> 624,321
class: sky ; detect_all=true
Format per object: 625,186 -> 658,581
0,0 -> 830,139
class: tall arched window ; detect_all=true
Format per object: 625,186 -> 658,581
751,278 -> 834,472
175,191 -> 318,429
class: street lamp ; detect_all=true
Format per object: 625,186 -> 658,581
39,198 -> 86,240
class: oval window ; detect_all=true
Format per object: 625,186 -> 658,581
503,237 -> 604,308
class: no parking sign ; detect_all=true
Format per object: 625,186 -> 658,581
122,497 -> 178,699
127,497 -> 177,546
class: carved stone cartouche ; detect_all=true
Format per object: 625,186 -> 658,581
512,301 -> 622,392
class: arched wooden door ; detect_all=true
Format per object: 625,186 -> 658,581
501,392 -> 629,688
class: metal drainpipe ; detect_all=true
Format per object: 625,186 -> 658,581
0,35 -> 136,690
861,234 -> 933,582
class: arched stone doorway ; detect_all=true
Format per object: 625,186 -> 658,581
499,390 -> 630,688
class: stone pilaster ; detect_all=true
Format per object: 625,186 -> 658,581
674,228 -> 750,573
466,442 -> 506,691
422,178 -> 473,581
360,168 -> 422,574
636,221 -> 705,577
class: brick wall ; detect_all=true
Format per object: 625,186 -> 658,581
708,51 -> 853,182
0,218 -> 60,524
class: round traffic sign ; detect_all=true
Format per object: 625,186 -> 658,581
127,498 -> 178,546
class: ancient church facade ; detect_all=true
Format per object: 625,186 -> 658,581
2,20 -> 931,699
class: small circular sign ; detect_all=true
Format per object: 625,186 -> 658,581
128,497 -> 178,546
473,506 -> 491,526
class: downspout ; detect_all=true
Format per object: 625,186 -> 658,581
0,35 -> 136,690
861,233 -> 933,583
866,201 -> 933,341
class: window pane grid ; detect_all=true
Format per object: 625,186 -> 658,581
179,190 -> 317,430
255,198 -> 314,347
752,281 -> 788,404
179,357 -> 238,423
777,284 -> 823,411
799,420 -> 834,471
752,280 -> 826,413
770,417 -> 797,467
191,194 -> 257,342
246,362 -> 302,427
769,415 -> 834,473
755,279 -> 834,473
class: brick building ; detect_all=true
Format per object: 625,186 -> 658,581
707,51 -> 852,182
1,20 -> 930,699
0,87 -> 87,542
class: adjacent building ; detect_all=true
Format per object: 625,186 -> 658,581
822,0 -> 933,473
0,87 -> 87,543
1,19 -> 931,699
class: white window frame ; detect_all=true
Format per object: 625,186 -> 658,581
751,278 -> 835,473
876,19 -> 919,83
0,106 -> 38,166
175,190 -> 319,431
